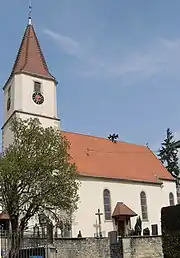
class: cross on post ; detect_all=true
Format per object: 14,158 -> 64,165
95,208 -> 103,238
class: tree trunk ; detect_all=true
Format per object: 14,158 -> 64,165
9,215 -> 22,258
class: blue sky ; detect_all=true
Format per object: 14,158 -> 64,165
1,0 -> 180,152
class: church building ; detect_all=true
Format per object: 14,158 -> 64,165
1,16 -> 177,238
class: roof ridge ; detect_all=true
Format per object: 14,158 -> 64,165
62,130 -> 148,148
22,24 -> 31,71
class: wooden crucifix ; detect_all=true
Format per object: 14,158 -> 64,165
95,208 -> 103,238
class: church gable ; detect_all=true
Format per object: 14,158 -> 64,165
62,131 -> 174,184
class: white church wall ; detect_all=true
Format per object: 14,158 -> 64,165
2,113 -> 59,151
3,78 -> 15,123
161,180 -> 177,204
14,74 -> 58,119
2,122 -> 14,151
72,176 -> 177,238
16,112 -> 59,129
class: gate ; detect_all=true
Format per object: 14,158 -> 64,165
0,230 -> 49,258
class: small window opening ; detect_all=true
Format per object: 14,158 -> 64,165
34,81 -> 41,93
8,86 -> 11,97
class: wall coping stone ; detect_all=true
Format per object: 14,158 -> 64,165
55,237 -> 108,241
123,235 -> 162,239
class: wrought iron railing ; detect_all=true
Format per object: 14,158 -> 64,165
0,229 -> 49,258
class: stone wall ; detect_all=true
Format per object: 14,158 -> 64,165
0,232 -> 164,257
54,236 -> 163,258
0,235 -> 164,258
123,236 -> 163,258
54,238 -> 110,258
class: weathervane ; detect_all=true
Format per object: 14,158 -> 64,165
28,0 -> 32,25
108,133 -> 119,143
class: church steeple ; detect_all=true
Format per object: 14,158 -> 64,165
5,16 -> 56,88
2,11 -> 59,150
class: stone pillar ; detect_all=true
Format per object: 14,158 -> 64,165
46,244 -> 57,258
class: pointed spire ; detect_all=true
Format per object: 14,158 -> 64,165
5,16 -> 56,87
28,0 -> 32,25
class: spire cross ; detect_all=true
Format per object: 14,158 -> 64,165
28,0 -> 32,25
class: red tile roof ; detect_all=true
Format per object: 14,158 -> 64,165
62,131 -> 174,184
5,24 -> 56,87
112,202 -> 137,217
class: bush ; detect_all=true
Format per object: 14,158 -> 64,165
161,204 -> 180,257
134,216 -> 142,236
161,205 -> 180,232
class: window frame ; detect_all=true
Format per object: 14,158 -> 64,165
8,86 -> 11,98
169,192 -> 175,206
34,81 -> 42,93
140,191 -> 148,221
103,188 -> 112,221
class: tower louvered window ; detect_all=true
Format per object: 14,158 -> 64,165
34,81 -> 41,93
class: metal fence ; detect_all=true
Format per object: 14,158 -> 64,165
0,230 -> 49,258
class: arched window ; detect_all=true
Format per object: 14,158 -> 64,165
140,191 -> 148,220
103,189 -> 111,220
169,192 -> 175,206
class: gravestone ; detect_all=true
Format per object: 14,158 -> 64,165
151,224 -> 158,235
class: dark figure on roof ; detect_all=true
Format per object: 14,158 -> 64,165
108,133 -> 119,143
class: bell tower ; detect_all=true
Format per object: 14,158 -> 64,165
2,11 -> 60,150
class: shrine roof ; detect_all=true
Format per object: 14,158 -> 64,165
112,202 -> 137,217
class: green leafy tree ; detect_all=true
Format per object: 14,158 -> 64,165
158,128 -> 180,178
0,117 -> 79,244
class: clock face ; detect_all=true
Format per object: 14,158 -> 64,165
7,97 -> 11,111
32,92 -> 44,105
